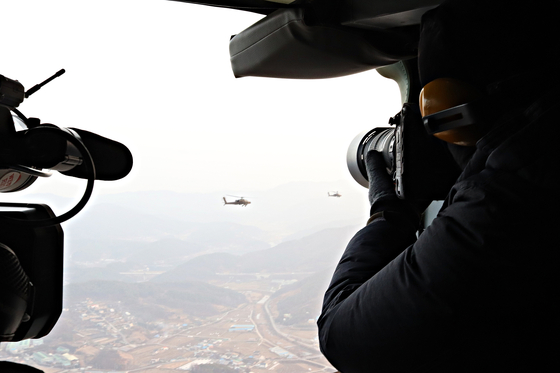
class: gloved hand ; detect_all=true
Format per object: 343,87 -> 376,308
366,150 -> 397,208
366,150 -> 424,229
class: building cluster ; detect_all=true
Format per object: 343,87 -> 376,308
0,299 -> 139,370
0,298 -> 327,372
1,341 -> 79,369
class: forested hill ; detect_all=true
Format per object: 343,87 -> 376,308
150,225 -> 356,283
65,280 -> 246,320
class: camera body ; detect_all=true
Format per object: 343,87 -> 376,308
347,103 -> 461,202
0,204 -> 63,342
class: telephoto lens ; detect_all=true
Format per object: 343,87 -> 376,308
347,127 -> 395,188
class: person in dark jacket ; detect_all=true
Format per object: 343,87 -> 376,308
318,0 -> 560,372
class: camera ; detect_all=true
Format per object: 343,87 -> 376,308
347,103 -> 462,202
0,71 -> 132,345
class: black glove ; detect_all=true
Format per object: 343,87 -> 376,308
366,150 -> 421,229
366,150 -> 397,208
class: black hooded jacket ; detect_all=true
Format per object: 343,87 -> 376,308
318,91 -> 560,372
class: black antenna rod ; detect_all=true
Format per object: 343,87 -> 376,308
25,69 -> 66,98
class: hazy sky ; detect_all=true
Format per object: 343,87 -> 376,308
3,0 -> 401,199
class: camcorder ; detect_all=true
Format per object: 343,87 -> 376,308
0,71 -> 132,352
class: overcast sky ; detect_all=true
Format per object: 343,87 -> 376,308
3,0 -> 401,199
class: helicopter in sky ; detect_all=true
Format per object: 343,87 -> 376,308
328,191 -> 342,197
223,195 -> 252,206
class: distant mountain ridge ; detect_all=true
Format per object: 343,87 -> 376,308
25,180 -> 369,238
59,203 -> 274,272
65,280 -> 246,320
12,182 -> 366,324
151,225 -> 356,283
7,181 -> 369,248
